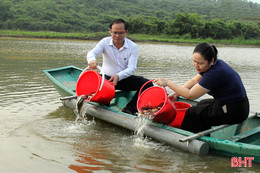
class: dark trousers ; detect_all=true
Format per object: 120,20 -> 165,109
105,75 -> 153,111
181,97 -> 249,133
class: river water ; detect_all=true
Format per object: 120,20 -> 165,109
0,37 -> 260,172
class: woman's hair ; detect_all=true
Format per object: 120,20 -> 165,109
193,43 -> 218,63
109,19 -> 128,30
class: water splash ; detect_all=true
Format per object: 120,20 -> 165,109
74,95 -> 87,122
134,112 -> 153,136
74,93 -> 95,122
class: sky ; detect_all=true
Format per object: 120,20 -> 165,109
248,0 -> 260,3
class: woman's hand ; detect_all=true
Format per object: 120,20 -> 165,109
168,92 -> 179,103
154,78 -> 169,87
155,78 -> 178,102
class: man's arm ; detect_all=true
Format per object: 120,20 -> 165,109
86,39 -> 105,68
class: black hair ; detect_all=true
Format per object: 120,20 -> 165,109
193,43 -> 218,63
109,19 -> 128,30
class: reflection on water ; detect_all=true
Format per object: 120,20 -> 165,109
0,37 -> 260,172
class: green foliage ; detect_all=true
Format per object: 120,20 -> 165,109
164,13 -> 205,38
0,0 -> 260,40
202,19 -> 231,39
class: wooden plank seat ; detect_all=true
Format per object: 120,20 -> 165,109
229,126 -> 260,142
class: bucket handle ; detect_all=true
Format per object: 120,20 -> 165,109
79,65 -> 105,92
138,80 -> 168,99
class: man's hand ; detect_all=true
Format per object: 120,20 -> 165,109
109,74 -> 119,86
89,60 -> 98,69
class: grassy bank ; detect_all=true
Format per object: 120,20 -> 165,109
1,30 -> 260,46
0,30 -> 106,40
128,34 -> 260,46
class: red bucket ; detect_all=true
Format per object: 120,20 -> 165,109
76,67 -> 115,104
137,80 -> 176,125
168,102 -> 191,128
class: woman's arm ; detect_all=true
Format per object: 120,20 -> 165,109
183,74 -> 201,89
154,74 -> 209,100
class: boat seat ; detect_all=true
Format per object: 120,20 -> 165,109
229,126 -> 260,142
110,90 -> 136,108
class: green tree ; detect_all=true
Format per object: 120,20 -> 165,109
127,15 -> 148,34
227,21 -> 244,38
202,19 -> 231,39
0,1 -> 13,29
165,13 -> 205,38
243,22 -> 260,39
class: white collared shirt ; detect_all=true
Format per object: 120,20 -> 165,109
86,37 -> 138,81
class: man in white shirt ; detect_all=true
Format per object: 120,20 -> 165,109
87,19 -> 153,115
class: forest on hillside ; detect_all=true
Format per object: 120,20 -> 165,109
0,0 -> 260,39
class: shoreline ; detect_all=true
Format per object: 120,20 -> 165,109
1,30 -> 260,47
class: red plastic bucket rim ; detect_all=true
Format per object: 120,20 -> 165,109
76,70 -> 101,97
76,68 -> 115,104
137,80 -> 171,115
174,102 -> 191,111
78,65 -> 105,92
